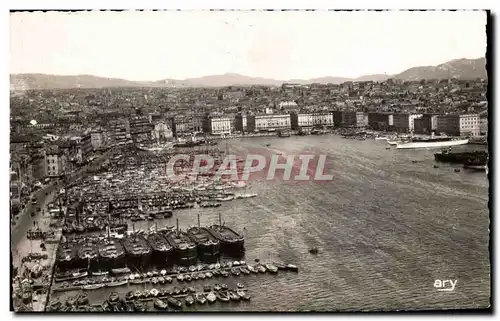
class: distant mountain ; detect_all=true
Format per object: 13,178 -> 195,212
9,73 -> 164,90
10,57 -> 486,90
394,57 -> 487,81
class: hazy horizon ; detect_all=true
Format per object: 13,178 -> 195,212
10,10 -> 487,81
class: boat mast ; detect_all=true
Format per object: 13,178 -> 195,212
219,213 -> 222,227
197,213 -> 200,228
176,218 -> 179,232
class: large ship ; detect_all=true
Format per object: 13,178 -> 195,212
397,137 -> 469,149
146,232 -> 174,267
163,220 -> 198,266
97,237 -> 127,270
434,150 -> 488,164
121,234 -> 152,270
55,243 -> 78,270
187,215 -> 220,262
207,214 -> 245,257
77,240 -> 100,271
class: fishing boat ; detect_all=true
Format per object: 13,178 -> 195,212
228,290 -> 240,301
166,296 -> 182,309
106,280 -> 128,288
111,267 -> 131,275
238,290 -> 251,300
121,233 -> 152,270
97,238 -> 127,270
216,291 -> 230,302
265,263 -> 278,273
92,270 -> 109,277
207,214 -> 245,257
205,292 -> 217,303
185,295 -> 195,305
247,265 -> 257,273
153,298 -> 169,310
231,267 -> 241,276
256,265 -> 267,273
187,216 -> 220,262
83,283 -> 105,290
147,231 -> 174,267
163,222 -> 198,266
55,244 -> 78,270
77,240 -> 100,271
195,293 -> 206,304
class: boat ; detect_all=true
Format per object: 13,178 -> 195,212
220,270 -> 229,277
265,263 -> 278,273
231,267 -> 241,276
434,150 -> 488,164
106,279 -> 128,287
77,241 -> 100,271
125,291 -> 134,301
247,265 -> 258,274
82,283 -> 105,290
111,267 -> 131,275
205,292 -> 217,303
166,296 -> 182,309
207,216 -> 245,257
397,138 -> 469,149
92,270 -> 109,277
184,274 -> 192,282
216,291 -> 230,302
55,269 -> 88,282
187,223 -> 220,262
150,288 -> 159,297
221,284 -> 228,290
121,234 -> 152,270
256,265 -> 266,273
55,245 -> 78,270
153,298 -> 169,310
163,227 -> 198,266
238,290 -> 251,300
194,293 -> 206,304
286,264 -> 299,272
206,272 -> 213,278
309,247 -> 319,254
235,193 -> 258,199
185,295 -> 195,305
203,284 -> 211,292
97,238 -> 127,270
147,232 -> 174,267
228,290 -> 240,301
133,301 -> 147,312
240,267 -> 250,275
214,284 -> 222,291
177,274 -> 184,282
108,292 -> 120,303
237,283 -> 244,289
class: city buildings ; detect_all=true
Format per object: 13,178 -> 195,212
332,111 -> 365,128
246,114 -> 291,132
290,112 -> 334,130
45,147 -> 67,177
437,114 -> 480,137
203,116 -> 232,135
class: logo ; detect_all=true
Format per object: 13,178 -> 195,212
164,150 -> 333,184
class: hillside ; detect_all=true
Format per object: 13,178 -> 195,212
10,57 -> 487,90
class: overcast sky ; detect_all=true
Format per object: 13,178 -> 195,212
10,10 -> 487,81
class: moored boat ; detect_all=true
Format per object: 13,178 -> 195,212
187,224 -> 220,263
147,232 -> 174,267
397,138 -> 469,149
163,228 -> 198,266
121,234 -> 152,270
97,238 -> 126,270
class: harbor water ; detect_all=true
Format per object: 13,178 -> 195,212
51,135 -> 490,311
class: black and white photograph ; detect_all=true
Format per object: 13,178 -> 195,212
9,9 -> 491,313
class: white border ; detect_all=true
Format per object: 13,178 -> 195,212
2,1 -> 498,321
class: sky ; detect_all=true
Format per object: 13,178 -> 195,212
9,10 -> 487,81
